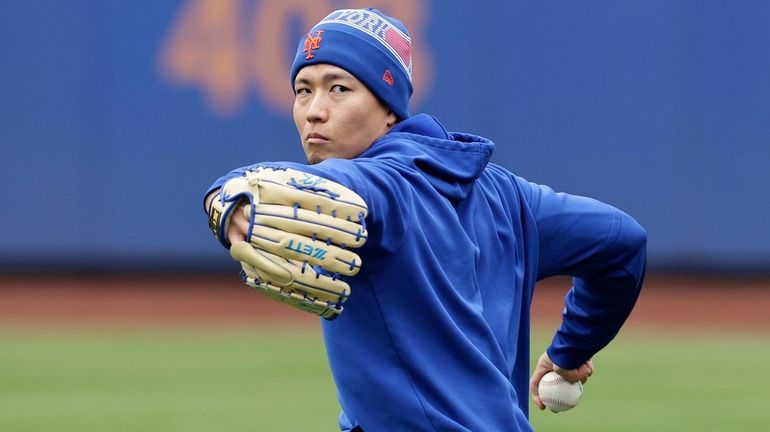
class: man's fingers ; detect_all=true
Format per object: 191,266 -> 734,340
529,353 -> 553,410
533,397 -> 545,410
226,202 -> 250,245
562,360 -> 593,384
581,366 -> 590,384
578,359 -> 594,383
529,376 -> 546,410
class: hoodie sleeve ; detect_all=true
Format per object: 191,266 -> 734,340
515,177 -> 647,369
204,159 -> 411,257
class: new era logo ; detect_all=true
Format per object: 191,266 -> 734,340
383,69 -> 394,85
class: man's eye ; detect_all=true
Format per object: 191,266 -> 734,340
331,85 -> 350,93
295,88 -> 310,96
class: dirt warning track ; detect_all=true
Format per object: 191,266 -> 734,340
0,274 -> 768,331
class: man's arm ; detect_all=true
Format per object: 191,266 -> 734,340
516,178 -> 646,407
519,178 -> 647,367
202,159 -> 411,318
204,159 -> 411,255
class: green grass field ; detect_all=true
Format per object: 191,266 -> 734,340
1,326 -> 768,431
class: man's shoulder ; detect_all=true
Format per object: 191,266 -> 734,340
480,163 -> 519,187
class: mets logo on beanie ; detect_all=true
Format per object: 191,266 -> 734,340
303,31 -> 323,60
290,8 -> 415,120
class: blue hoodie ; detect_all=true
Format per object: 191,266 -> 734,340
206,114 -> 646,431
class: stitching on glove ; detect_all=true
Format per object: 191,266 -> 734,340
358,212 -> 367,230
292,279 -> 347,298
251,231 -> 280,244
254,164 -> 287,172
334,257 -> 361,270
253,210 -> 368,240
254,166 -> 366,210
287,178 -> 341,200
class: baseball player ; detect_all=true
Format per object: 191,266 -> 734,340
204,8 -> 646,432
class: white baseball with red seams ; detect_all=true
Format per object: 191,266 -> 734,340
538,371 -> 583,412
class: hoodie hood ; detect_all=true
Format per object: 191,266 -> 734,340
360,114 -> 495,202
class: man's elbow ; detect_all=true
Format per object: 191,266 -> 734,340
620,214 -> 647,284
625,216 -> 647,255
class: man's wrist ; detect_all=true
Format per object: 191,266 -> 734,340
204,190 -> 220,215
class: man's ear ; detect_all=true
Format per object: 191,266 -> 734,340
386,110 -> 398,128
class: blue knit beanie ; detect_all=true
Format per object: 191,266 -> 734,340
290,8 -> 413,120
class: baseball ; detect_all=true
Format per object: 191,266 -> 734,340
538,371 -> 583,412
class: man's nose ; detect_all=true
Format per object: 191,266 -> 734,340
306,94 -> 329,123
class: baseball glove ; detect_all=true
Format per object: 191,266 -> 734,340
207,166 -> 368,319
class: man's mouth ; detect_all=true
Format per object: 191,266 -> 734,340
306,132 -> 329,145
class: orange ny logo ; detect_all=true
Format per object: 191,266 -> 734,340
303,30 -> 323,59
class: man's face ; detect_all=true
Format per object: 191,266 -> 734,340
293,64 -> 397,164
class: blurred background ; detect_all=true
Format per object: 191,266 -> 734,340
1,0 -> 768,431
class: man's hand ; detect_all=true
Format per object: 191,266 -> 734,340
206,191 -> 250,245
226,201 -> 249,246
529,352 -> 593,411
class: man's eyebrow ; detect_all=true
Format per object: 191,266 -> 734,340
320,72 -> 353,82
294,72 -> 354,86
294,77 -> 311,86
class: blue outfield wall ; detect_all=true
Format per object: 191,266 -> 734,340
1,1 -> 769,272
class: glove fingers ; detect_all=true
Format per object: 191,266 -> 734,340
230,241 -> 293,286
251,204 -> 367,247
241,266 -> 343,307
233,241 -> 351,304
247,280 -> 343,319
255,167 -> 368,221
289,263 -> 352,304
249,225 -> 362,276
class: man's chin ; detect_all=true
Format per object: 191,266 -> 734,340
306,154 -> 325,165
